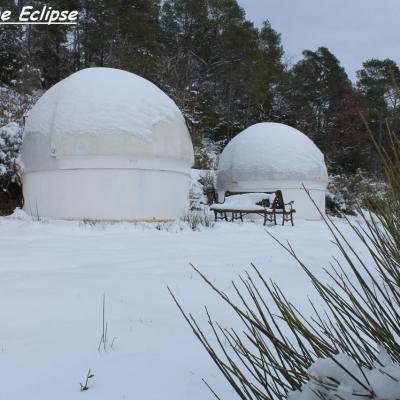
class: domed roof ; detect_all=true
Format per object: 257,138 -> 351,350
22,67 -> 193,173
216,122 -> 328,191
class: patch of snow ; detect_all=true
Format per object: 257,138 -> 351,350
288,350 -> 400,400
210,192 -> 274,210
7,207 -> 32,221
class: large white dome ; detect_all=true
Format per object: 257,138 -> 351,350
22,67 -> 193,172
217,122 -> 328,192
21,68 -> 194,221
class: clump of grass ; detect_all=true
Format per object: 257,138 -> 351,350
80,219 -> 99,227
98,293 -> 116,353
79,369 -> 94,391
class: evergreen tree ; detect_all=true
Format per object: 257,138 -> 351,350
23,0 -> 77,88
357,59 -> 400,146
0,1 -> 24,85
78,0 -> 161,79
253,20 -> 286,122
285,47 -> 366,171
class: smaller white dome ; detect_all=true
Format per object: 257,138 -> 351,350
217,122 -> 328,192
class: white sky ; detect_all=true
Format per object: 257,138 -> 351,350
237,0 -> 400,81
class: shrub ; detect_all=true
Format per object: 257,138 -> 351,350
0,122 -> 23,214
182,209 -> 215,231
198,170 -> 216,205
326,170 -> 386,216
0,75 -> 40,215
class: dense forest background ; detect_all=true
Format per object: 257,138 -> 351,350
0,0 -> 399,213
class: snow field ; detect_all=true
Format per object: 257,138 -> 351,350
0,213 -> 373,399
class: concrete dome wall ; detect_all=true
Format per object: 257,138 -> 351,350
216,123 -> 328,220
21,68 -> 194,221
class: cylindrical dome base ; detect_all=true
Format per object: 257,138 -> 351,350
276,188 -> 325,220
22,169 -> 190,221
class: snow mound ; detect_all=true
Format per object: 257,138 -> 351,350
217,122 -> 328,189
211,193 -> 274,210
24,67 -> 182,139
7,207 -> 32,221
288,350 -> 400,400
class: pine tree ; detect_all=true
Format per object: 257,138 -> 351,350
0,1 -> 24,85
284,47 -> 365,171
357,59 -> 400,147
78,0 -> 161,79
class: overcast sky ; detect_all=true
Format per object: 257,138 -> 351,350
237,0 -> 400,81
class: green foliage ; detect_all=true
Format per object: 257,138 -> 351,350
283,47 -> 368,169
79,0 -> 161,77
158,0 -> 286,142
357,59 -> 400,154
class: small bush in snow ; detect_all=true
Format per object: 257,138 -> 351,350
182,209 -> 215,230
0,122 -> 23,214
190,169 -> 216,209
192,137 -> 220,170
0,122 -> 23,180
0,76 -> 40,214
198,170 -> 216,205
326,170 -> 386,215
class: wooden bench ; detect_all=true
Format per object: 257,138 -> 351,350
210,190 -> 296,226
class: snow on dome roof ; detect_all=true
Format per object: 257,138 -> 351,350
22,68 -> 193,172
216,122 -> 328,191
26,67 -> 181,138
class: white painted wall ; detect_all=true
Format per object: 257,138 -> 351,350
23,169 -> 191,221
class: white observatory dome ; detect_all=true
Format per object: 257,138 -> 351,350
21,67 -> 194,221
216,122 -> 328,220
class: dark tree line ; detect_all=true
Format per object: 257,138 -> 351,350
1,0 -> 400,176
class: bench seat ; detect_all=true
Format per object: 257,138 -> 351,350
210,204 -> 265,211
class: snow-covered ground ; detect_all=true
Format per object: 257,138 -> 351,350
0,212 -> 371,399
